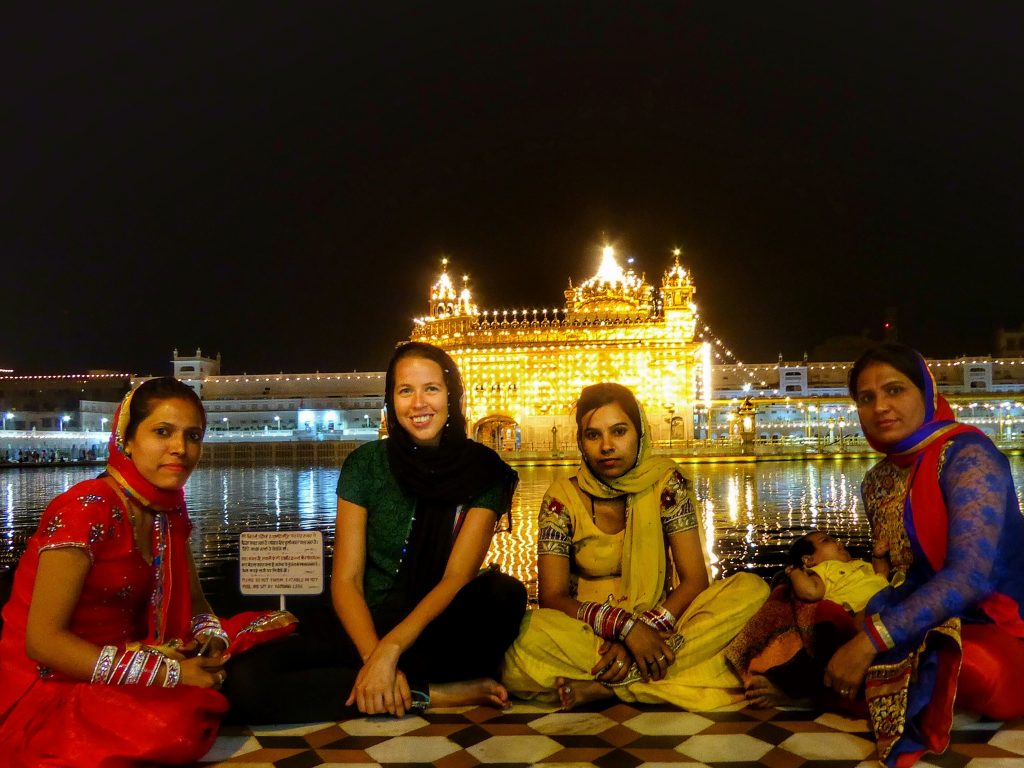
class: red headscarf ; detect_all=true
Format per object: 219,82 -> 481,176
105,388 -> 186,513
104,384 -> 193,642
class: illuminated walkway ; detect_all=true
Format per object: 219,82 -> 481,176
194,702 -> 1023,767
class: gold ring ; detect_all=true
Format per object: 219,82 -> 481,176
657,654 -> 667,662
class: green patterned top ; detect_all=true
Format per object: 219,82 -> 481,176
336,440 -> 507,608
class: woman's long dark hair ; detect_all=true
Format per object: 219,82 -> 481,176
381,341 -> 516,504
380,342 -> 517,605
383,341 -> 467,451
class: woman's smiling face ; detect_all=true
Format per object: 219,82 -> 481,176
392,355 -> 449,447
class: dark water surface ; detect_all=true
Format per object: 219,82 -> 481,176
4,458 -> 1023,608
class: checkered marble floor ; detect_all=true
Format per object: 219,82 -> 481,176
194,701 -> 1024,767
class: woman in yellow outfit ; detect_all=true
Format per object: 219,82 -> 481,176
503,383 -> 769,710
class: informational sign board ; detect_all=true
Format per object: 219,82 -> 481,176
239,531 -> 324,596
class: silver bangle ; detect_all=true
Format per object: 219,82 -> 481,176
91,645 -> 117,683
124,650 -> 148,685
162,657 -> 181,688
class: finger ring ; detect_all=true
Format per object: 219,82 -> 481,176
657,654 -> 667,662
617,659 -> 625,668
564,685 -> 572,694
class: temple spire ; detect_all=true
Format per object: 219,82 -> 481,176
428,257 -> 475,318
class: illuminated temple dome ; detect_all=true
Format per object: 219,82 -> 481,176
565,246 -> 652,317
410,246 -> 710,450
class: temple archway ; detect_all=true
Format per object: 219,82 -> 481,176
474,415 -> 520,451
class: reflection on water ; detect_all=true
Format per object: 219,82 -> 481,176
4,459 -> 1023,596
508,461 -> 877,587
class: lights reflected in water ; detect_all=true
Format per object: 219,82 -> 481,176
3,459 -> 1023,599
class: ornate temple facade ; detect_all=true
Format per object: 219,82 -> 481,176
409,248 -> 712,450
4,248 -> 1022,460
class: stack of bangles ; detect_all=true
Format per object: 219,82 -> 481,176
90,644 -> 181,687
191,612 -> 230,653
638,605 -> 677,633
577,602 -> 679,641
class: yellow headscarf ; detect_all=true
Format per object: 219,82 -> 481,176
573,396 -> 682,613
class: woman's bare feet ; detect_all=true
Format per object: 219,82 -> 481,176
556,677 -> 614,710
429,678 -> 510,709
745,674 -> 793,708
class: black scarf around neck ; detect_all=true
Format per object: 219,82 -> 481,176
383,344 -> 518,603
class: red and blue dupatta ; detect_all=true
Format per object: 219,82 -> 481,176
860,352 -> 1014,767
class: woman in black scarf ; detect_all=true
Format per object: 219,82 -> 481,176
226,342 -> 525,722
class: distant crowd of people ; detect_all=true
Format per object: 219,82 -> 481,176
0,341 -> 1021,768
2,448 -> 101,464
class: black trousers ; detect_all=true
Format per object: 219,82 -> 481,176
223,569 -> 527,723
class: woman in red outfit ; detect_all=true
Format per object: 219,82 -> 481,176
0,377 -> 293,767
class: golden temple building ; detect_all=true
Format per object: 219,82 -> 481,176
409,247 -> 712,451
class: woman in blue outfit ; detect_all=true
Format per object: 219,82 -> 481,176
226,342 -> 526,721
828,344 -> 1024,766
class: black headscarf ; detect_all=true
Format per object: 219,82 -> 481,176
383,342 -> 518,603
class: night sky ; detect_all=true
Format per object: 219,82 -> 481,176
4,3 -> 1022,376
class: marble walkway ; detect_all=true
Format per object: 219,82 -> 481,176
194,700 -> 1024,768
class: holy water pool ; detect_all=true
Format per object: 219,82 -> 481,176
4,458 -> 1023,602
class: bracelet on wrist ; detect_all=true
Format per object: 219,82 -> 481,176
192,612 -> 230,652
91,645 -> 118,683
162,657 -> 181,688
578,601 -> 632,640
639,605 -> 677,633
92,646 -> 174,686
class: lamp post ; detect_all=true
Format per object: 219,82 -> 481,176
2,411 -> 12,430
60,414 -> 70,432
222,416 -> 229,432
274,415 -> 281,431
100,417 -> 108,432
838,418 -> 846,452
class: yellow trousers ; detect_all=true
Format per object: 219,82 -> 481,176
502,572 -> 769,710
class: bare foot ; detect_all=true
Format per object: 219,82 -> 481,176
429,678 -> 510,709
745,674 -> 792,708
556,677 -> 614,711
